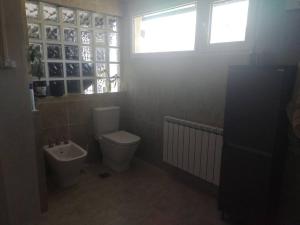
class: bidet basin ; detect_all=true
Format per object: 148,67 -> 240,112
44,141 -> 87,187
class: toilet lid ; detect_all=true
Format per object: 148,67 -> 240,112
102,131 -> 141,145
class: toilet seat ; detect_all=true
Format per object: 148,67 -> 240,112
102,131 -> 141,146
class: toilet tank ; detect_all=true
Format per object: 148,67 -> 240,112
93,106 -> 120,138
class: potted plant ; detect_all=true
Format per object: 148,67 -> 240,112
28,45 -> 47,97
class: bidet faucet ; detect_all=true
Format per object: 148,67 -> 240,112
48,138 -> 54,148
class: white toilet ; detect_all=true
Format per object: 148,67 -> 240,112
93,106 -> 141,172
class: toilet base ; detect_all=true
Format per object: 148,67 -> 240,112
103,157 -> 130,172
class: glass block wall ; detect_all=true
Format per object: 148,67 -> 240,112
26,1 -> 121,95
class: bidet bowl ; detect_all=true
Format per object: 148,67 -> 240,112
44,141 -> 87,187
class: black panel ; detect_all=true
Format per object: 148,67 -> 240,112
219,65 -> 297,225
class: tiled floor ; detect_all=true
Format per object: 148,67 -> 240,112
40,159 -> 226,225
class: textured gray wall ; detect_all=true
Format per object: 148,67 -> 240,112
0,0 -> 41,224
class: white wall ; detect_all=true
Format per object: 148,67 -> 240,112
0,0 -> 41,224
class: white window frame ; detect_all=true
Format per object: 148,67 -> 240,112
203,0 -> 256,53
131,2 -> 198,55
26,1 -> 121,96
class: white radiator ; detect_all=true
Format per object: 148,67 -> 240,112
163,116 -> 223,186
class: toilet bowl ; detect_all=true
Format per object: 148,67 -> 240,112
100,131 -> 140,172
44,141 -> 87,187
93,107 -> 141,172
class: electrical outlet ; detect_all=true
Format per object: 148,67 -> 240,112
1,58 -> 16,69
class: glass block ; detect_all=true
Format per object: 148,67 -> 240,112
33,81 -> 47,97
109,64 -> 120,78
66,63 -> 80,77
28,23 -> 41,39
45,25 -> 60,41
96,47 -> 106,62
95,31 -> 106,44
81,46 -> 92,61
64,28 -> 77,43
50,81 -> 65,96
96,79 -> 108,94
29,43 -> 43,59
96,63 -> 107,77
67,80 -> 81,94
79,11 -> 91,27
65,45 -> 79,60
110,78 -> 120,93
48,63 -> 63,77
108,33 -> 119,47
109,48 -> 119,62
31,62 -> 45,78
107,16 -> 118,32
62,8 -> 76,24
47,44 -> 62,59
26,2 -> 39,19
82,63 -> 94,76
94,14 -> 105,29
80,30 -> 92,45
43,5 -> 58,22
83,80 -> 94,94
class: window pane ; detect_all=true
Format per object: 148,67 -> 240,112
81,30 -> 93,44
95,31 -> 106,44
210,0 -> 249,44
83,80 -> 94,94
45,25 -> 60,41
96,79 -> 108,93
82,63 -> 94,76
109,48 -> 119,62
50,81 -> 65,96
108,33 -> 119,47
134,4 -> 196,53
29,43 -> 43,59
43,5 -> 58,22
47,44 -> 62,59
110,78 -> 120,93
81,46 -> 93,61
64,28 -> 78,43
31,62 -> 45,78
107,16 -> 118,32
79,11 -> 92,27
66,63 -> 80,77
28,23 -> 41,40
109,64 -> 120,78
67,80 -> 81,94
26,2 -> 39,19
62,8 -> 76,24
48,63 -> 63,77
96,63 -> 107,77
96,47 -> 106,62
65,45 -> 79,60
94,14 -> 105,29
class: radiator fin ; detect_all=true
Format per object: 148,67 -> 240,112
163,116 -> 223,186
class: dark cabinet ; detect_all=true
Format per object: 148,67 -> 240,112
219,66 -> 297,225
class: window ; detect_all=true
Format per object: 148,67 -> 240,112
133,4 -> 197,53
25,1 -> 121,96
209,0 -> 249,44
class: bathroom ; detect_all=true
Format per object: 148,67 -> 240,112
1,0 -> 300,225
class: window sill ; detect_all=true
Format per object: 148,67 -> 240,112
131,49 -> 197,59
35,92 -> 125,104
